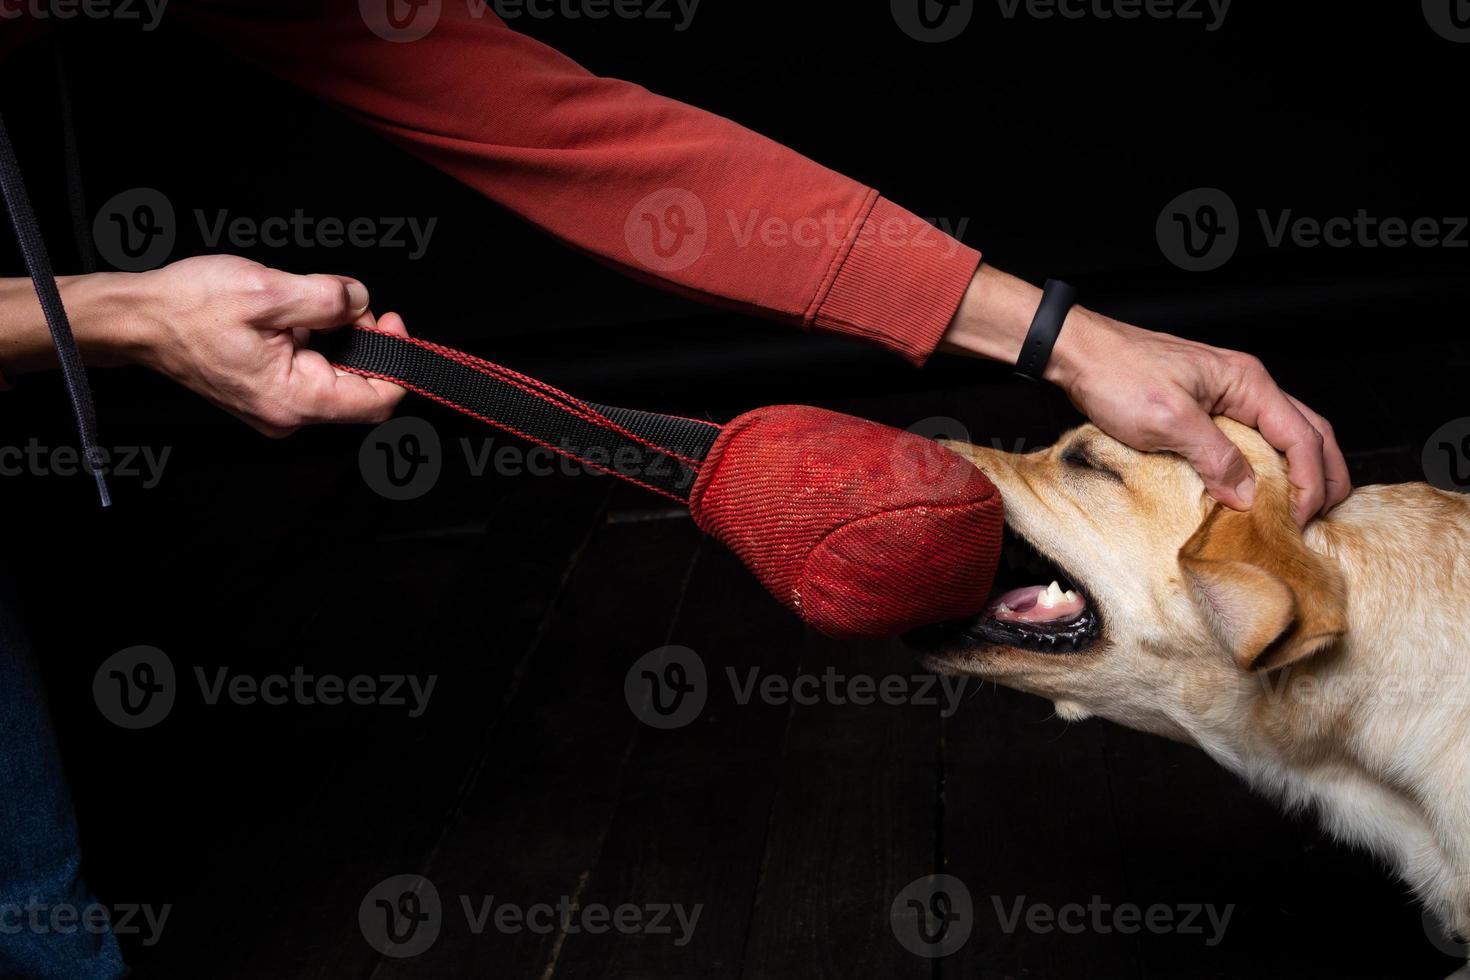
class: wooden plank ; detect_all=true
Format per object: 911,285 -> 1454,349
551,542 -> 805,980
740,633 -> 939,980
150,468 -> 612,979
942,685 -> 1145,980
368,510 -> 704,979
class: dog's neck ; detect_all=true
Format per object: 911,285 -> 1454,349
1166,494 -> 1470,941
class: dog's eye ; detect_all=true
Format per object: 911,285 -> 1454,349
1061,446 -> 1093,470
1062,445 -> 1124,483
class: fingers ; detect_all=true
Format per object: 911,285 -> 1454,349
1063,323 -> 1348,525
316,370 -> 408,424
253,271 -> 371,332
337,313 -> 409,412
367,310 -> 410,338
249,364 -> 405,435
1151,398 -> 1258,511
1218,357 -> 1328,526
290,312 -> 410,425
1287,394 -> 1352,514
327,311 -> 409,393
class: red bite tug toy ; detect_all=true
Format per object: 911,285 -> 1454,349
689,406 -> 1003,638
324,326 -> 1004,638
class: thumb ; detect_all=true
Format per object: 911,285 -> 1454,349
1164,407 -> 1256,511
255,272 -> 371,332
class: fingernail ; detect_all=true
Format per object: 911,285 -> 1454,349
1233,475 -> 1256,508
346,281 -> 370,314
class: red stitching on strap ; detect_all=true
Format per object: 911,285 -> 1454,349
342,325 -> 711,472
337,364 -> 692,505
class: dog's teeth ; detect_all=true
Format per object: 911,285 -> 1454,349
1036,581 -> 1066,608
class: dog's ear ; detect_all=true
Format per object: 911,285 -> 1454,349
1178,490 -> 1347,672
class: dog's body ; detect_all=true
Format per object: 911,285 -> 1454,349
923,420 -> 1469,951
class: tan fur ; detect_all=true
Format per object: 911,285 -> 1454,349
932,419 -> 1470,950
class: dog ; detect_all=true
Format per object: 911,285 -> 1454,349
909,418 -> 1470,959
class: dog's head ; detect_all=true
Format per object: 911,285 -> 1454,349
912,418 -> 1347,736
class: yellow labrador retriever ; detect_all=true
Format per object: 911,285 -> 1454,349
910,419 -> 1470,956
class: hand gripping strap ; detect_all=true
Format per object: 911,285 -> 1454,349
321,325 -> 721,504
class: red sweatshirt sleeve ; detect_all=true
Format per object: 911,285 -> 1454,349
175,3 -> 980,365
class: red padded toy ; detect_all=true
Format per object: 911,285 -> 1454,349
689,406 -> 1003,638
324,327 -> 1004,638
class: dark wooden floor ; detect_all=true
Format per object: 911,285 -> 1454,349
13,338 -> 1470,980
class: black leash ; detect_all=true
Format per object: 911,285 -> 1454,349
321,326 -> 722,504
0,110 -> 110,506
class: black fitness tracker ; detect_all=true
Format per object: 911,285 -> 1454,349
1014,279 -> 1078,381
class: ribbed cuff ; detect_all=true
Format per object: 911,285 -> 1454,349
808,196 -> 981,366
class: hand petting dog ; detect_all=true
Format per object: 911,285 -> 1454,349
941,264 -> 1351,527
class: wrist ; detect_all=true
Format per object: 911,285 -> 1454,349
940,263 -> 1108,394
58,272 -> 157,369
1041,305 -> 1098,392
938,264 -> 1041,363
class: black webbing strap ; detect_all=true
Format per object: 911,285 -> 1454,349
0,110 -> 110,506
320,326 -> 722,504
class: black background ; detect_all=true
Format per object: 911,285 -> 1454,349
0,3 -> 1467,978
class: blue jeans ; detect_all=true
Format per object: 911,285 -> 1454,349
0,571 -> 125,979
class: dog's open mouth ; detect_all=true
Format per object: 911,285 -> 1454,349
908,525 -> 1102,654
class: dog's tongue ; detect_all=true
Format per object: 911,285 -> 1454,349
990,582 -> 1085,624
